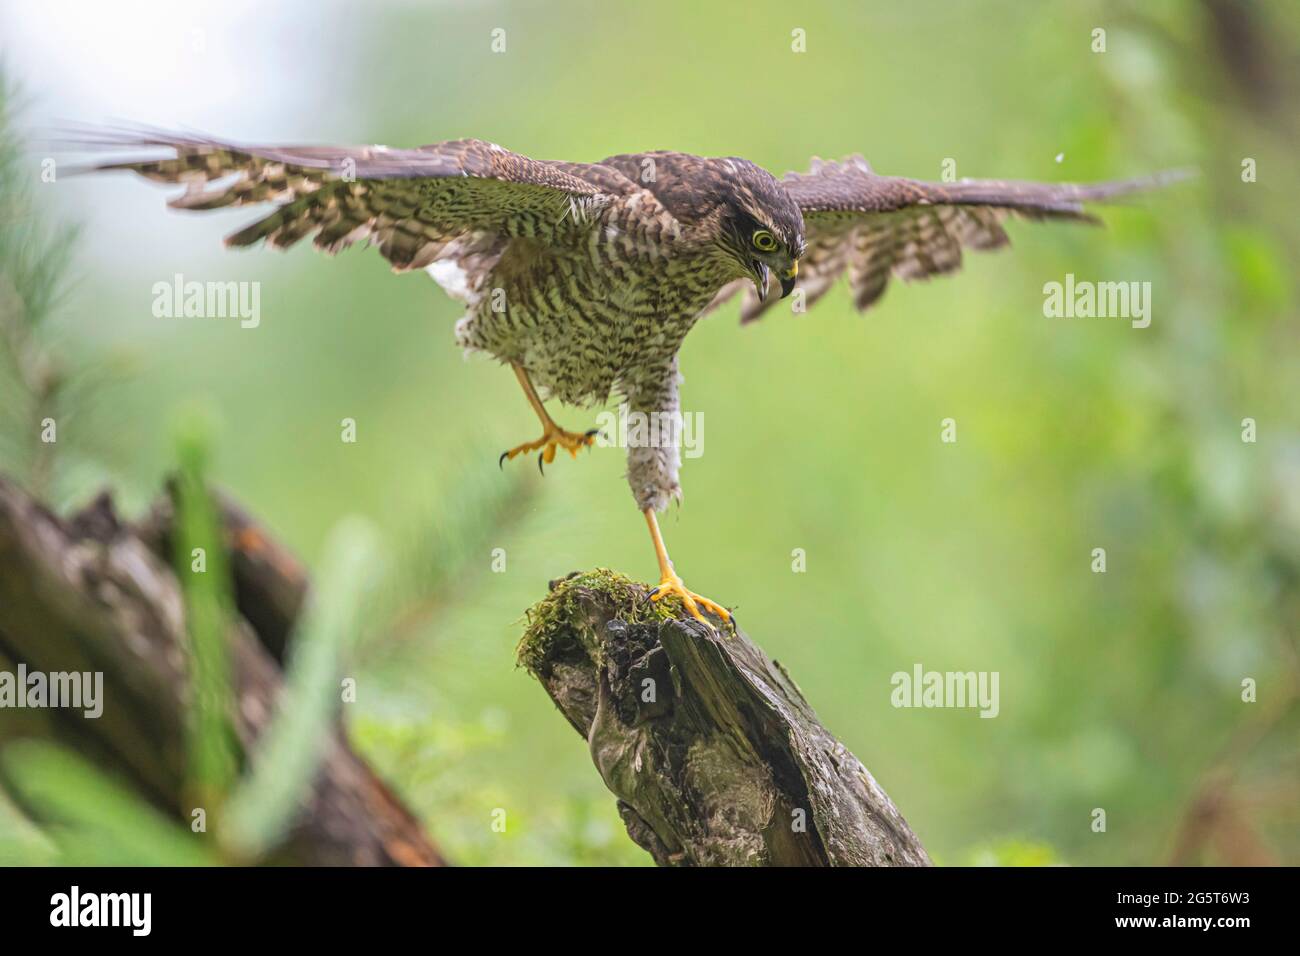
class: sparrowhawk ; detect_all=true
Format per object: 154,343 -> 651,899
85,131 -> 1179,628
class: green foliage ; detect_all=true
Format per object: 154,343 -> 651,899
171,412 -> 384,861
0,791 -> 56,865
957,839 -> 1063,868
172,408 -> 240,812
0,73 -> 131,507
350,711 -> 650,866
0,741 -> 216,866
0,396 -> 384,864
0,78 -> 76,340
222,517 -> 380,858
362,458 -> 533,660
0,75 -> 78,496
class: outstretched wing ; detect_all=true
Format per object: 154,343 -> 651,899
80,130 -> 617,305
716,155 -> 1186,324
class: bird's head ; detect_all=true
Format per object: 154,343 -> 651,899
715,160 -> 806,301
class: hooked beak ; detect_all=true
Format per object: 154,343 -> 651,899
753,261 -> 771,302
779,260 -> 798,298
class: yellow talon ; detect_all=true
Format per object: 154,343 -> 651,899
499,425 -> 597,470
649,573 -> 733,630
643,508 -> 733,633
501,363 -> 599,472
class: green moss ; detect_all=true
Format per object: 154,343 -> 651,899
516,568 -> 682,674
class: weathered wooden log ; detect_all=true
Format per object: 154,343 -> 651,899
518,570 -> 931,867
134,485 -> 310,667
0,475 -> 443,866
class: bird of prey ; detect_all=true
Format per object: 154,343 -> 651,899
85,132 -> 1178,629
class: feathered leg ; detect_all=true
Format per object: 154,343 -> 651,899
623,358 -> 732,631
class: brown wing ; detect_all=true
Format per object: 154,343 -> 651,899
717,155 -> 1187,324
80,130 -> 617,303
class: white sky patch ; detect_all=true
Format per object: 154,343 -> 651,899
0,0 -> 356,128
0,0 -> 370,275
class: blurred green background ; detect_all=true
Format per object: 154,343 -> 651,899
1,0 -> 1297,865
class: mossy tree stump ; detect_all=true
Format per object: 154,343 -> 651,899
518,570 -> 930,867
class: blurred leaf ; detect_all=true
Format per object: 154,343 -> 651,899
173,407 -> 239,811
221,517 -> 381,859
0,740 -> 216,866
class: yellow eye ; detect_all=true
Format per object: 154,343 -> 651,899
751,229 -> 778,252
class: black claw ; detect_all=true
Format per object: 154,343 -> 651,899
498,451 -> 508,469
584,428 -> 600,438
647,585 -> 662,599
537,453 -> 545,475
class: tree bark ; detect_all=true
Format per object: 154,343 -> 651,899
518,571 -> 931,866
0,475 -> 443,866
